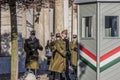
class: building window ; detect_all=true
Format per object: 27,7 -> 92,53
105,16 -> 118,37
82,16 -> 92,38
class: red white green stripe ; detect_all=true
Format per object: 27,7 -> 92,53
81,51 -> 96,67
100,46 -> 120,62
80,46 -> 120,72
80,55 -> 97,71
100,46 -> 120,72
100,51 -> 120,67
80,46 -> 97,71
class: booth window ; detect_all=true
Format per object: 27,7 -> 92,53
105,16 -> 118,37
82,16 -> 92,38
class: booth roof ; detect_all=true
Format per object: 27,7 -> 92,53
74,0 -> 120,4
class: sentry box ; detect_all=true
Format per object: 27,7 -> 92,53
75,0 -> 120,80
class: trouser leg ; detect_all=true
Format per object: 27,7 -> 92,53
65,60 -> 71,80
35,69 -> 38,77
65,71 -> 71,80
60,73 -> 65,80
52,72 -> 55,80
74,67 -> 77,80
65,55 -> 71,80
65,65 -> 71,80
29,69 -> 38,77
26,69 -> 31,72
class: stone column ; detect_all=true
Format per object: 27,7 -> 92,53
34,8 -> 45,60
54,0 -> 64,33
34,7 -> 50,61
26,9 -> 34,38
70,4 -> 77,40
44,8 -> 50,45
21,9 -> 27,38
64,0 -> 69,30
49,8 -> 54,33
72,4 -> 77,35
68,6 -> 72,40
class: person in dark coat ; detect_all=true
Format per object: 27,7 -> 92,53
24,30 -> 43,76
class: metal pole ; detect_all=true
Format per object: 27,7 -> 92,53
97,2 -> 100,80
0,2 -> 1,53
77,5 -> 80,80
33,8 -> 35,29
71,2 -> 73,40
43,8 -> 45,47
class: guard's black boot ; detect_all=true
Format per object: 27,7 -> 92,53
65,72 -> 71,80
60,73 -> 65,80
52,72 -> 55,80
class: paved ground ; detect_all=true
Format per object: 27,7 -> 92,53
0,68 -> 77,80
0,57 -> 77,80
0,71 -> 49,80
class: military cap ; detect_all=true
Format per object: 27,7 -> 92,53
73,35 -> 77,38
30,30 -> 35,35
56,33 -> 60,37
61,30 -> 68,35
51,32 -> 55,36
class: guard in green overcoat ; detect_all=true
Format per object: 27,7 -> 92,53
49,32 -> 66,73
49,30 -> 71,80
70,35 -> 77,67
70,35 -> 78,79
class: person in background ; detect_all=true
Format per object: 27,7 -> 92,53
45,33 -> 56,65
70,35 -> 78,79
55,33 -> 61,40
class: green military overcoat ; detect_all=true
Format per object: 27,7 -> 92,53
24,37 -> 43,69
70,41 -> 77,67
49,39 -> 66,73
